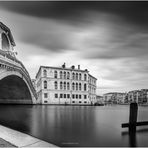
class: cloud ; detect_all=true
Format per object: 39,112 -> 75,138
1,1 -> 148,28
72,13 -> 148,60
1,2 -> 148,95
0,9 -> 77,53
1,3 -> 148,60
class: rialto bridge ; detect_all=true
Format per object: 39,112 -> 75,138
0,22 -> 37,104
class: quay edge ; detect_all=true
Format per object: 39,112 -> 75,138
0,124 -> 58,147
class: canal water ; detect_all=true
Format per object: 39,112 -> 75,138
0,105 -> 148,147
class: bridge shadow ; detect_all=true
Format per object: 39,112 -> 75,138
122,128 -> 148,147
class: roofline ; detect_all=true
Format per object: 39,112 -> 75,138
35,66 -> 42,79
88,74 -> 97,80
35,65 -> 97,79
39,65 -> 90,72
0,22 -> 16,46
103,92 -> 126,95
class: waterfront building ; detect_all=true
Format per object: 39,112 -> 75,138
96,95 -> 104,104
35,63 -> 97,105
103,92 -> 126,104
140,89 -> 148,103
103,93 -> 114,104
127,89 -> 148,104
103,89 -> 148,105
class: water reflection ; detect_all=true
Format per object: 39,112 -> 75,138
122,130 -> 137,147
0,105 -> 147,146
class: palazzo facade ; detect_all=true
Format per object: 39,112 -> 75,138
35,64 -> 97,105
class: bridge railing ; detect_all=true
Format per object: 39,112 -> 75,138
0,49 -> 30,76
0,49 -> 37,101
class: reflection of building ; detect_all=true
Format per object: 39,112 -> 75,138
103,92 -> 126,104
35,63 -> 97,105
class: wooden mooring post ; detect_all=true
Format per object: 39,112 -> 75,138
122,102 -> 148,132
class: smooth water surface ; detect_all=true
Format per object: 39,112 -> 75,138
0,105 -> 148,147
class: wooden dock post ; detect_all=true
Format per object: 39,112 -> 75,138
129,102 -> 138,132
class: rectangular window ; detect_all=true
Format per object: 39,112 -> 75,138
72,101 -> 75,103
76,94 -> 78,99
84,101 -> 87,103
84,95 -> 87,99
44,101 -> 48,103
72,94 -> 75,99
79,95 -> 81,99
64,94 -> 66,98
79,101 -> 81,103
55,93 -> 58,98
67,94 -> 70,98
44,93 -> 48,98
60,94 -> 63,98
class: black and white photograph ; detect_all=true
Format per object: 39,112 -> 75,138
0,1 -> 148,147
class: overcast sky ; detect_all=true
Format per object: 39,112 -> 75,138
0,1 -> 148,95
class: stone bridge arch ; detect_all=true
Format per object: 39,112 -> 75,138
0,22 -> 37,104
0,71 -> 35,104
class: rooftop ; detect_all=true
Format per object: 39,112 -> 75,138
35,64 -> 97,80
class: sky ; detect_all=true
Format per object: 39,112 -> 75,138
0,1 -> 148,95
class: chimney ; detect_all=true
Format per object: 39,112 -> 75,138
78,65 -> 80,70
71,65 -> 75,69
62,63 -> 66,68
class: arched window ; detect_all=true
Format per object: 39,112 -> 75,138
67,82 -> 70,90
60,82 -> 63,90
54,71 -> 58,78
2,33 -> 10,51
67,72 -> 70,79
76,73 -> 78,80
79,83 -> 81,91
72,73 -> 75,80
84,83 -> 87,91
84,74 -> 87,81
64,82 -> 66,90
76,83 -> 78,90
44,81 -> 47,89
64,71 -> 66,79
43,69 -> 47,77
79,73 -> 81,80
60,71 -> 62,79
54,81 -> 58,89
72,83 -> 75,90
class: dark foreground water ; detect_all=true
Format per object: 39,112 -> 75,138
0,105 -> 148,147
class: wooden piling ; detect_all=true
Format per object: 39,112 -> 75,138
129,102 -> 138,132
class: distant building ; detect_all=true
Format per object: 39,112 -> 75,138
103,89 -> 148,105
141,89 -> 148,103
35,63 -> 97,105
96,95 -> 104,104
127,89 -> 148,104
103,93 -> 114,104
103,92 -> 126,104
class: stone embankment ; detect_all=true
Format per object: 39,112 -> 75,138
0,125 -> 57,147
